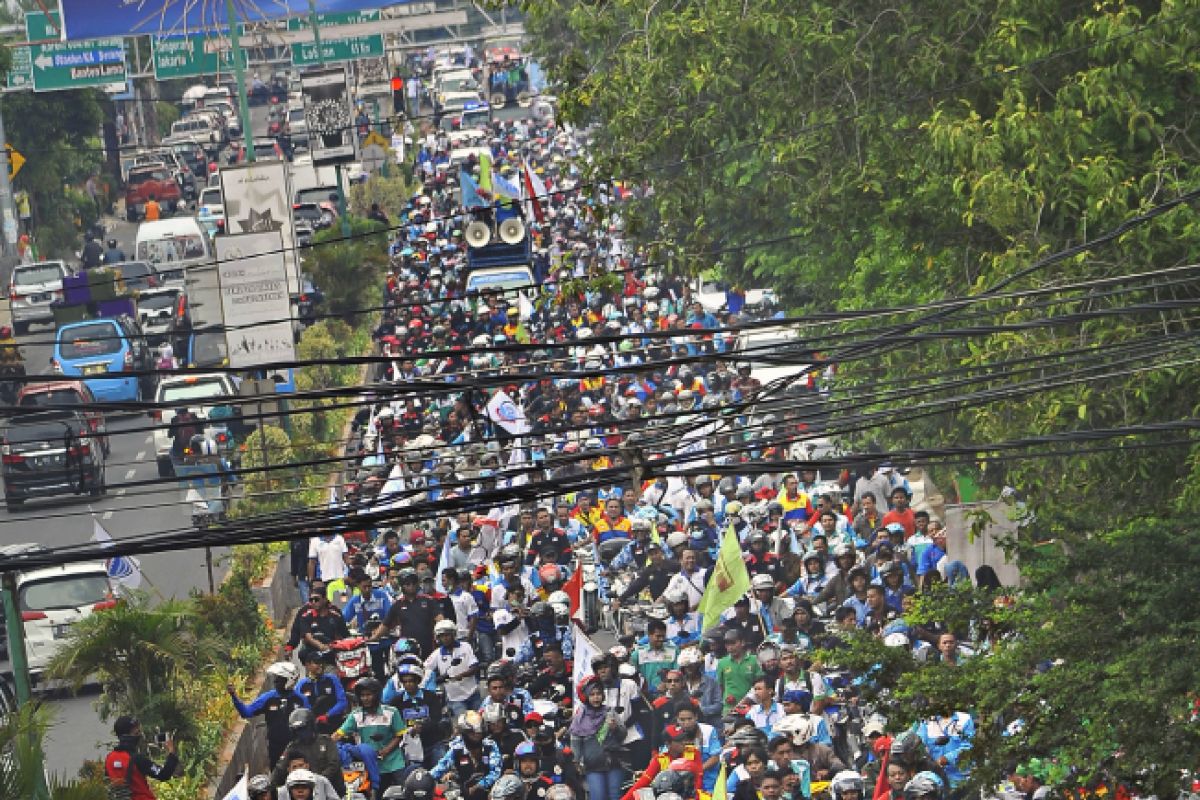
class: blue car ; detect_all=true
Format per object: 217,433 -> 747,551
53,318 -> 152,402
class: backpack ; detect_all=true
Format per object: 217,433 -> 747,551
106,753 -> 134,800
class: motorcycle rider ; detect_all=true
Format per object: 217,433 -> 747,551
482,703 -> 526,771
383,662 -> 449,768
228,662 -> 308,765
424,618 -> 481,716
332,677 -> 408,798
271,710 -> 345,796
280,767 -> 338,800
431,711 -> 503,800
103,237 -> 126,264
479,662 -> 535,731
295,649 -> 348,733
514,602 -> 573,664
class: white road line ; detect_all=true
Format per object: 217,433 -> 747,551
102,511 -> 113,519
136,451 -> 146,460
124,469 -> 136,480
117,489 -> 127,496
145,435 -> 153,445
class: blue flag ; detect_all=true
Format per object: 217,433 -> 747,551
460,168 -> 486,209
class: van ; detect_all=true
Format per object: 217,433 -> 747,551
133,217 -> 213,286
53,317 -> 152,402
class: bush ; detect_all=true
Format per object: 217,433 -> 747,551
349,169 -> 417,219
302,216 -> 388,323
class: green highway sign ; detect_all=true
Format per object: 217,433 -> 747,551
152,36 -> 247,81
291,35 -> 385,67
285,10 -> 381,30
25,10 -> 127,92
5,47 -> 33,91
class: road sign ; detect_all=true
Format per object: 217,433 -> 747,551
7,146 -> 25,181
26,10 -> 126,92
5,47 -> 32,91
284,10 -> 381,30
290,35 -> 384,67
152,36 -> 248,81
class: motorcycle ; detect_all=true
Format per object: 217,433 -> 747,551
328,636 -> 373,690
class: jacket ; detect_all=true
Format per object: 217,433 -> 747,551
570,713 -> 626,773
271,734 -> 345,795
105,740 -> 178,800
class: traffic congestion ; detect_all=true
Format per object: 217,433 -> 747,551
0,3 -> 1189,800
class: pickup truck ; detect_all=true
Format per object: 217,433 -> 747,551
125,164 -> 183,222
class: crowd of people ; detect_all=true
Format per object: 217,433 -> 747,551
165,111 -> 1024,800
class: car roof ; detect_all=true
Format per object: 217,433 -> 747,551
16,379 -> 90,396
18,562 -> 110,584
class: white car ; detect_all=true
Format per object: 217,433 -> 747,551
0,543 -> 114,683
196,186 -> 225,236
8,260 -> 70,335
153,373 -> 238,477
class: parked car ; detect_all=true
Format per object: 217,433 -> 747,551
1,411 -> 106,510
0,543 -> 115,682
125,164 -> 183,222
15,380 -> 110,456
153,373 -> 238,476
8,260 -> 70,335
53,317 -> 153,403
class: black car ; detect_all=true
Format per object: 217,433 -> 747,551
113,260 -> 160,292
294,274 -> 325,324
2,411 -> 106,511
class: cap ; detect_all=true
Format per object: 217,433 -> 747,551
863,718 -> 887,737
524,712 -> 544,725
114,716 -> 139,737
664,724 -> 687,740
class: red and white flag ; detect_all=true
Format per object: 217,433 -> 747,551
521,161 -> 547,223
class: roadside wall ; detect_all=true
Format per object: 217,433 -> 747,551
942,501 -> 1022,587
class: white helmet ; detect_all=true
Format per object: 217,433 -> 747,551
676,647 -> 701,668
548,590 -> 571,608
286,769 -> 317,788
831,771 -> 866,800
751,573 -> 776,591
434,619 -> 458,638
266,661 -> 299,688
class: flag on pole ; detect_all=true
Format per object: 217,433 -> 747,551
697,527 -> 751,631
460,167 -> 486,209
521,161 -> 547,223
493,171 -> 522,201
433,532 -> 454,593
562,565 -> 582,618
478,152 -> 495,201
91,518 -> 143,591
571,621 -> 601,692
221,769 -> 248,800
711,762 -> 728,800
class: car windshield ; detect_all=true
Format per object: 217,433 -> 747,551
21,573 -> 110,611
136,234 -> 207,264
18,389 -> 82,408
139,292 -> 177,311
59,323 -> 121,360
293,204 -> 322,223
129,169 -> 170,185
288,108 -> 305,122
160,379 -> 228,403
253,143 -> 278,159
192,333 -> 227,366
14,265 -> 62,285
199,189 -> 221,206
118,262 -> 151,279
295,188 -> 335,205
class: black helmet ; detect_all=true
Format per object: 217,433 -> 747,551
396,567 -> 419,584
904,772 -> 946,800
650,768 -> 693,797
288,707 -> 314,730
107,238 -> 117,248
402,768 -> 436,800
354,677 -> 383,696
529,601 -> 553,619
889,730 -> 928,765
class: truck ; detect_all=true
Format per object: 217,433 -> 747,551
464,205 -> 535,294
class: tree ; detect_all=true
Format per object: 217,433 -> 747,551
302,217 -> 388,323
0,703 -> 107,800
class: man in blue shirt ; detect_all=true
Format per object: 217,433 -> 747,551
342,569 -> 393,679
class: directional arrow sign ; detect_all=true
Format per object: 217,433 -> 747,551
26,11 -> 127,92
152,36 -> 248,81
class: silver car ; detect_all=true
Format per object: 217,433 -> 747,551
9,261 -> 70,334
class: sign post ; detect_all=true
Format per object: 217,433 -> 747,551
288,9 -> 384,67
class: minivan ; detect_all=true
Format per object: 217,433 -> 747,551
134,217 -> 213,285
53,317 -> 152,403
8,261 -> 70,335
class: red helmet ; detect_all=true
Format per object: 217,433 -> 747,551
538,564 -> 561,584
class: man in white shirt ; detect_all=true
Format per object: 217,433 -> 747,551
307,534 -> 348,584
424,619 -> 480,716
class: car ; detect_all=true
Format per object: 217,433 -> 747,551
185,330 -> 228,370
287,106 -> 309,150
295,275 -> 325,324
152,373 -> 238,477
234,138 -> 286,163
197,186 -> 225,236
15,380 -> 110,456
125,164 -> 184,222
1,411 -> 106,510
136,286 -> 186,346
0,543 -> 115,682
160,137 -> 210,176
53,317 -> 153,403
292,202 -> 333,248
170,115 -> 220,145
8,260 -> 70,335
111,260 -> 160,292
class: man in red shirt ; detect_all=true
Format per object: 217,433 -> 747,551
881,487 -> 916,538
105,716 -> 178,800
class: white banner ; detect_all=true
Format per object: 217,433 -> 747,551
219,160 -> 300,297
571,622 -> 601,693
215,231 -> 297,370
486,390 -> 531,435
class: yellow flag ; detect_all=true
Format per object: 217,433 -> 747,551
711,761 -> 728,800
698,526 -> 751,631
479,151 -> 494,199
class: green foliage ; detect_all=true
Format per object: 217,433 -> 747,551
233,425 -> 320,519
302,216 -> 388,322
0,702 -> 107,800
155,101 -> 180,139
349,169 -> 417,219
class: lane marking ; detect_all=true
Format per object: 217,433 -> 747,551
102,511 -> 113,519
136,451 -> 146,460
145,435 -> 153,445
117,489 -> 126,496
124,469 -> 136,480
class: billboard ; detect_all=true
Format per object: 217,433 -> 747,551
215,232 -> 297,370
301,66 -> 359,166
219,160 -> 300,297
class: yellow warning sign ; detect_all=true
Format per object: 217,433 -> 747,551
6,145 -> 25,180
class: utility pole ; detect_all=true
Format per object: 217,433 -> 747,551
0,102 -> 20,259
307,0 -> 352,238
1,572 -> 48,799
225,0 -> 255,163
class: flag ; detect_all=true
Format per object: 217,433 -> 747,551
433,532 -> 454,593
478,152 -> 495,201
91,518 -> 142,591
222,769 -> 248,800
493,171 -> 521,201
373,464 -> 408,512
562,565 -> 582,618
460,167 -> 486,209
571,621 -> 601,692
698,527 -> 751,632
486,390 -> 531,435
711,762 -> 728,800
521,161 -> 546,223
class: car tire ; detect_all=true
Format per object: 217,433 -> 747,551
157,456 -> 173,478
5,497 -> 22,512
12,321 -> 27,336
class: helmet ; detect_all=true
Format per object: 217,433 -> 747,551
288,708 -> 313,731
751,573 -> 775,591
904,772 -> 946,800
547,590 -> 570,608
650,769 -> 693,797
889,730 -> 929,765
403,769 -> 436,800
529,601 -> 553,619
481,704 -> 505,726
545,787 -> 575,800
663,588 -> 688,606
395,663 -> 425,681
381,788 -> 406,800
354,677 -> 383,696
676,647 -> 701,668
392,637 -> 422,657
802,549 -> 823,564
248,775 -> 273,797
831,771 -> 866,800
490,774 -> 526,800
833,544 -> 854,559
457,710 -> 484,734
396,567 -> 419,584
286,769 -> 317,788
107,238 -> 117,248
514,740 -> 538,760
498,544 -> 522,563
434,619 -> 458,637
538,563 -> 561,584
266,661 -> 299,687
